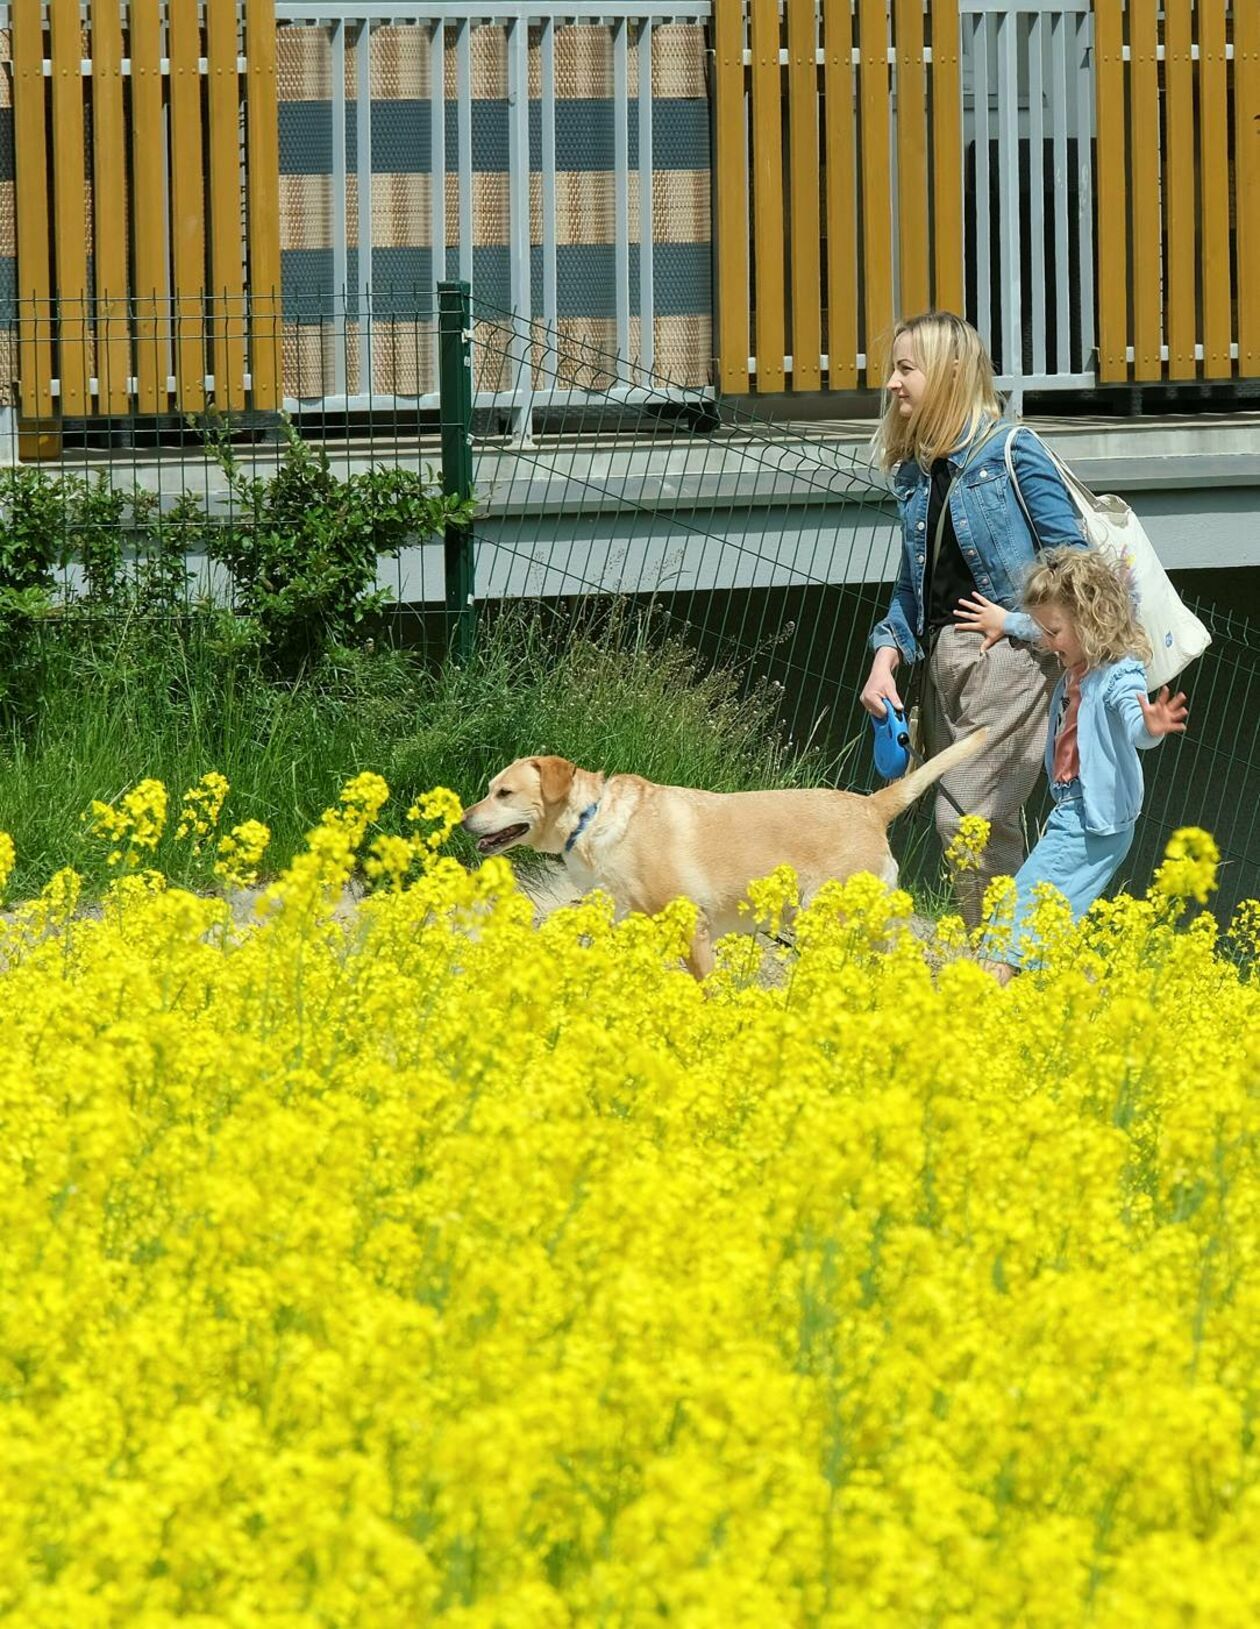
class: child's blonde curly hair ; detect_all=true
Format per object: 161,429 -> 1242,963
1022,546 -> 1152,669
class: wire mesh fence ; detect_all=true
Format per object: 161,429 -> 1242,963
456,296 -> 1260,922
1,287 -> 1257,919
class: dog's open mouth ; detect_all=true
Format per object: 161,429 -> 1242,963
476,823 -> 529,856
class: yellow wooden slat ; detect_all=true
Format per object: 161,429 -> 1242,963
1235,0 -> 1260,374
130,0 -> 167,415
858,0 -> 893,385
823,0 -> 857,387
713,0 -> 749,393
1162,0 -> 1195,380
1129,0 -> 1161,379
208,0 -> 246,412
50,0 -> 89,415
1093,0 -> 1127,383
91,0 -> 130,416
822,0 -> 856,387
12,0 -> 54,421
169,0 -> 206,412
246,0 -> 283,410
1197,0 -> 1231,378
930,0 -> 963,313
787,0 -> 820,390
894,0 -> 928,317
750,0 -> 785,392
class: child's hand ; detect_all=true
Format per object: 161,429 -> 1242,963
1138,686 -> 1189,738
953,592 -> 1008,653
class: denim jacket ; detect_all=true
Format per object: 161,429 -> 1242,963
871,420 -> 1086,663
1002,651 -> 1159,835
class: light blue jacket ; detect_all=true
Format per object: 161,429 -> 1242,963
1001,644 -> 1160,834
871,420 -> 1087,663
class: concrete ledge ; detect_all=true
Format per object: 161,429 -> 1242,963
19,414 -> 1260,588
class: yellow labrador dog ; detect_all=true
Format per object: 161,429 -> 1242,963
462,734 -> 985,978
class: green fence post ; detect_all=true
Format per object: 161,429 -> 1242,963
438,280 -> 475,662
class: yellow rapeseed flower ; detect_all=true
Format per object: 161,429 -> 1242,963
0,788 -> 1254,1627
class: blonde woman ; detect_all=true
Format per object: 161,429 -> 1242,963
859,311 -> 1086,923
956,548 -> 1188,979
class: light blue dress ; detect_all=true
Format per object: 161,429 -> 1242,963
988,653 -> 1160,966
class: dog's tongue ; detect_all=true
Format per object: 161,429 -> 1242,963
477,824 -> 526,855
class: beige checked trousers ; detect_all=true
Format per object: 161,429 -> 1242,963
921,627 -> 1060,927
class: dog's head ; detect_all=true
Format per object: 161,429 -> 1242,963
461,756 -> 577,856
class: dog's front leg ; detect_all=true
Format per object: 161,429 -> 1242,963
684,919 -> 715,982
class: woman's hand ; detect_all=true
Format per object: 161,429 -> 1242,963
1138,686 -> 1189,738
953,592 -> 1009,653
860,647 -> 904,717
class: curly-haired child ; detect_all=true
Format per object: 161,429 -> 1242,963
954,547 -> 1189,982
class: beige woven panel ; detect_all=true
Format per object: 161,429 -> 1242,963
275,17 -> 714,398
538,172 -> 712,246
434,24 -> 709,101
468,26 -> 508,99
370,174 -> 432,250
0,29 -> 11,109
554,27 -> 614,97
650,316 -> 713,389
444,173 -> 512,249
280,176 -> 436,257
282,321 -> 441,400
0,180 -> 13,261
652,24 -> 706,98
0,328 -> 15,409
650,172 -> 711,244
440,170 -> 710,250
469,323 -> 517,394
281,174 -> 436,258
283,322 -> 358,400
369,320 -> 437,396
371,25 -> 429,99
280,176 -> 333,252
551,319 -> 641,391
437,23 -> 675,99
276,27 -> 335,102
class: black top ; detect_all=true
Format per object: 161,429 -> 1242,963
922,457 -> 977,635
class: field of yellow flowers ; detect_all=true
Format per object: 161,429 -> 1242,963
1,775 -> 1257,1628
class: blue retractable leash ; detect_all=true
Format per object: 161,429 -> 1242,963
869,700 -> 969,818
870,704 -> 913,780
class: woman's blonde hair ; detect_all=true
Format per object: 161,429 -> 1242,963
1022,546 -> 1152,668
874,311 -> 1003,472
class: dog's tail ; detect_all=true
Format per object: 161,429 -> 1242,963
865,727 -> 988,824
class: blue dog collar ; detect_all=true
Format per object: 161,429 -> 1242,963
564,802 -> 600,855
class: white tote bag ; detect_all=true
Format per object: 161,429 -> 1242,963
1005,427 -> 1210,691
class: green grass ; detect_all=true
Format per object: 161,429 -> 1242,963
387,604 -> 836,803
0,605 -> 842,900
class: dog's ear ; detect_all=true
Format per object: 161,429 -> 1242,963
530,755 -> 575,807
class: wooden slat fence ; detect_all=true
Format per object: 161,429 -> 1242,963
1096,0 -> 1260,384
714,0 -> 963,395
9,0 -> 281,434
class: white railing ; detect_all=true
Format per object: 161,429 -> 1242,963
273,3 -> 712,418
960,0 -> 1096,399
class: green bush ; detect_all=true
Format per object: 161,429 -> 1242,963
0,421 -> 472,713
204,421 -> 471,675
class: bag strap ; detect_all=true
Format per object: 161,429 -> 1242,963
1003,426 -> 1036,544
1004,424 -> 1098,550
